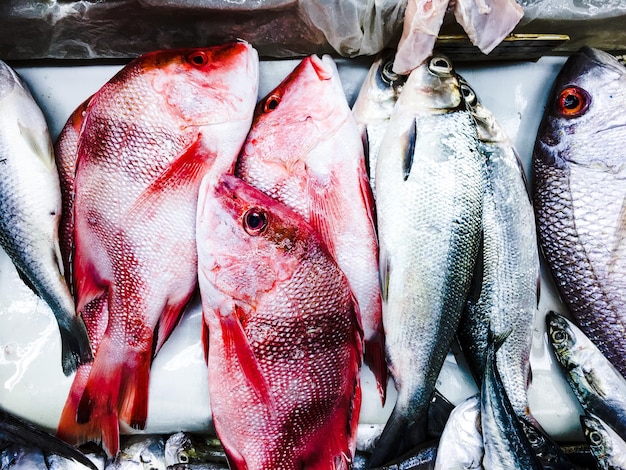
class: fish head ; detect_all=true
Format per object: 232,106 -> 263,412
545,311 -> 582,370
0,60 -> 20,100
352,49 -> 407,124
197,173 -> 313,308
536,46 -> 626,173
135,41 -> 259,128
238,54 -> 348,173
580,414 -> 613,461
397,54 -> 464,114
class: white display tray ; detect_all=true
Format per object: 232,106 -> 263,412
0,55 -> 583,443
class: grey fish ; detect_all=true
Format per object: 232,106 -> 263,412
518,417 -> 581,470
164,433 -> 226,468
581,414 -> 626,470
480,333 -> 543,470
0,408 -> 98,470
546,311 -> 626,440
532,46 -> 626,378
0,59 -> 92,375
365,441 -> 438,470
434,394 -> 483,470
369,54 -> 483,466
352,49 -> 407,197
456,76 -> 539,422
107,436 -> 165,470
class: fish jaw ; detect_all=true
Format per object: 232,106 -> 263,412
198,174 -> 363,469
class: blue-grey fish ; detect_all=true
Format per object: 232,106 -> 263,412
546,311 -> 626,440
532,46 -> 626,378
352,49 -> 407,197
107,435 -> 165,470
580,413 -> 626,470
481,333 -> 543,470
369,54 -> 483,466
518,416 -> 581,470
434,394 -> 483,470
0,59 -> 91,375
164,433 -> 226,468
456,75 -> 539,423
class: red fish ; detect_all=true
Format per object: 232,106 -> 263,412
56,42 -> 259,456
235,54 -> 386,402
197,173 -> 363,470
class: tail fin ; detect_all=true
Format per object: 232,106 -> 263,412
364,334 -> 388,405
366,406 -> 428,468
58,314 -> 93,376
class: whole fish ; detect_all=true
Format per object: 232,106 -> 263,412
107,436 -> 165,470
234,54 -> 386,401
56,42 -> 259,457
196,174 -> 363,470
164,433 -> 226,467
434,395 -> 483,470
0,59 -> 91,375
546,311 -> 626,440
533,46 -> 626,378
581,413 -> 626,470
352,49 -> 407,197
369,54 -> 483,466
481,333 -> 543,470
456,76 -> 538,422
0,408 -> 98,470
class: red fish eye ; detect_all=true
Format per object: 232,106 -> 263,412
556,86 -> 590,117
263,94 -> 281,113
243,209 -> 268,236
187,51 -> 209,67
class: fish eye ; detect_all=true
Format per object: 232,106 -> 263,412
428,56 -> 453,76
550,328 -> 567,344
187,51 -> 209,67
243,208 -> 268,236
556,86 -> 590,118
177,452 -> 189,463
381,60 -> 400,85
587,430 -> 603,446
262,94 -> 281,113
460,83 -> 477,106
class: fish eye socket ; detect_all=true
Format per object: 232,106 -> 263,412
550,329 -> 567,344
263,94 -> 281,113
587,430 -> 603,445
178,452 -> 189,463
243,208 -> 268,235
460,84 -> 477,106
557,86 -> 590,118
428,56 -> 453,76
188,51 -> 209,66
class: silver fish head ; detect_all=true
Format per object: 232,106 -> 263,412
580,413 -> 626,468
545,311 -> 580,370
536,46 -> 626,173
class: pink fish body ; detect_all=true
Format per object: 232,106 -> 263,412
56,42 -> 259,456
197,173 -> 362,470
235,54 -> 386,401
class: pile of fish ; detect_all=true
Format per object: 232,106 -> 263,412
1,32 -> 626,469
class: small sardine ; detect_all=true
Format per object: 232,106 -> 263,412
581,413 -> 626,470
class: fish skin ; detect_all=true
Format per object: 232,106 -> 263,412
365,441 -> 438,470
546,311 -> 626,441
533,46 -> 626,378
235,54 -> 386,401
56,42 -> 259,457
0,60 -> 92,376
581,414 -> 626,470
434,395 -> 483,470
352,50 -> 407,198
518,417 -> 581,470
480,333 -> 543,470
164,432 -> 226,467
453,0 -> 523,54
106,436 -> 165,470
456,76 -> 538,422
196,173 -> 363,470
368,55 -> 483,466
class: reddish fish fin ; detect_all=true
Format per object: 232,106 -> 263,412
307,173 -> 342,261
119,347 -> 152,430
123,136 -> 210,226
57,364 -> 94,446
219,304 -> 276,417
365,333 -> 388,405
153,295 -> 195,355
202,318 -> 210,364
358,160 -> 378,238
99,409 -> 121,459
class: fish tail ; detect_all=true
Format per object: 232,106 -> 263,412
58,314 -> 93,376
366,406 -> 428,468
119,347 -> 152,430
57,364 -> 96,445
364,333 -> 388,405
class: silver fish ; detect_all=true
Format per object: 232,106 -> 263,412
107,436 -> 165,470
0,59 -> 91,375
352,50 -> 406,197
164,433 -> 226,467
481,334 -> 543,470
369,54 -> 483,465
581,413 -> 626,470
533,46 -> 626,378
456,76 -> 538,421
434,395 -> 483,470
546,311 -> 626,440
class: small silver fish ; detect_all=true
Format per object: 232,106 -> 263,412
546,311 -> 626,440
164,433 -> 226,467
107,436 -> 165,470
0,60 -> 91,375
370,54 -> 483,465
581,413 -> 626,470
